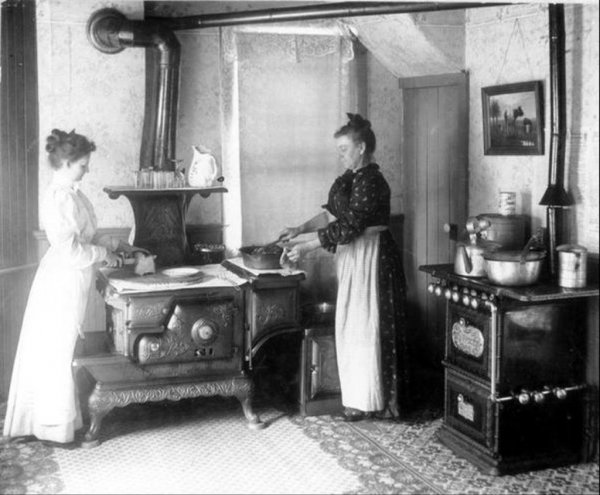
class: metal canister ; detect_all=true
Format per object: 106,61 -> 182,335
556,244 -> 587,288
498,191 -> 517,216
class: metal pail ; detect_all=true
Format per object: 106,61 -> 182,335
557,244 -> 587,288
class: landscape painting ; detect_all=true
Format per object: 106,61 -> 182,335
481,81 -> 544,155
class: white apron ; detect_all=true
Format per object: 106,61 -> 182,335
3,179 -> 109,443
335,226 -> 387,412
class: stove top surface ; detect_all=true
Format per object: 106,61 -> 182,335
100,263 -> 246,293
420,264 -> 598,302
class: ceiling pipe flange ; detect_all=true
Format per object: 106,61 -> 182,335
87,8 -> 127,54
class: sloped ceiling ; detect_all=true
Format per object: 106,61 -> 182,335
341,10 -> 465,78
148,1 -> 467,78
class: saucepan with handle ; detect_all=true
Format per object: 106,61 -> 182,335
240,237 -> 285,270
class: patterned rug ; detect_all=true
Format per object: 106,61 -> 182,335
1,398 -> 598,494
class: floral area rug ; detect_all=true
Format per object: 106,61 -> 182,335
1,399 -> 598,494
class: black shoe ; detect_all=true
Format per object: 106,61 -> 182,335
333,408 -> 367,422
40,439 -> 79,450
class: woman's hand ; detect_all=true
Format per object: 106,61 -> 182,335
286,239 -> 320,262
278,226 -> 301,243
104,251 -> 123,268
116,240 -> 135,255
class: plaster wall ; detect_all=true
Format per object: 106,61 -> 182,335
365,52 -> 403,215
175,28 -> 223,225
466,3 -> 599,394
36,0 -> 145,230
466,3 -> 599,253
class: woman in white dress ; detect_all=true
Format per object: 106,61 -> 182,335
2,129 -> 127,446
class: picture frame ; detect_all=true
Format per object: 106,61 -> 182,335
481,81 -> 544,155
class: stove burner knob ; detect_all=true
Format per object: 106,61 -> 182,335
452,291 -> 460,303
444,288 -> 452,299
470,298 -> 479,310
553,387 -> 567,400
480,293 -> 488,300
533,391 -> 545,404
427,283 -> 435,294
462,295 -> 470,306
434,285 -> 443,297
517,391 -> 531,405
161,307 -> 169,315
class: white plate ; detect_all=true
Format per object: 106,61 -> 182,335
161,267 -> 202,278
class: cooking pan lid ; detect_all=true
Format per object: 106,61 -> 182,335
557,243 -> 587,253
484,250 -> 546,262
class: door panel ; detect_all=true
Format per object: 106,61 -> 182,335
401,73 -> 468,371
299,325 -> 342,416
1,1 -> 39,400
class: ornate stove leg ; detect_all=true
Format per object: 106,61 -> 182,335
81,389 -> 114,449
234,377 -> 265,430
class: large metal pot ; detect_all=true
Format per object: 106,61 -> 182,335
477,213 -> 527,250
240,245 -> 283,270
484,250 -> 546,286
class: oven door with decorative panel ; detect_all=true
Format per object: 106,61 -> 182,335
300,325 -> 342,416
135,288 -> 244,373
444,369 -> 494,451
445,303 -> 491,381
246,285 -> 300,357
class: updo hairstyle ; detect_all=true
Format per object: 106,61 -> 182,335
46,129 -> 96,169
334,113 -> 376,155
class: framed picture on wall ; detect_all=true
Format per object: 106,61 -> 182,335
481,81 -> 544,155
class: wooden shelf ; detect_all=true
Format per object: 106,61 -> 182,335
103,185 -> 227,199
103,186 -> 227,266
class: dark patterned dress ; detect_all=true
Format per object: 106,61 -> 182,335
317,163 -> 410,418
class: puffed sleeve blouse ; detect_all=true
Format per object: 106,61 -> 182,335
317,163 -> 391,251
43,180 -> 111,269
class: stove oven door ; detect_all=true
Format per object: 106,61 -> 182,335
135,287 -> 244,373
245,281 -> 301,368
445,302 -> 491,381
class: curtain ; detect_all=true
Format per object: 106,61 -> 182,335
219,27 -> 358,252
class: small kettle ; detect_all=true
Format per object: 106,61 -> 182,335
187,145 -> 217,187
454,236 -> 487,277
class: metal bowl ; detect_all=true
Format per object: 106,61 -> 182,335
484,250 -> 546,286
192,243 -> 225,265
240,245 -> 283,270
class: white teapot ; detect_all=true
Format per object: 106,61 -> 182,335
187,145 -> 217,187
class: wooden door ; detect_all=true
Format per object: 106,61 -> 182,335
1,0 -> 39,400
401,72 -> 468,373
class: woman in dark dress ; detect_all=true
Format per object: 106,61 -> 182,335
280,113 -> 410,421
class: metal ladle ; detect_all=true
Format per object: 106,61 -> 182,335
519,228 -> 544,264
